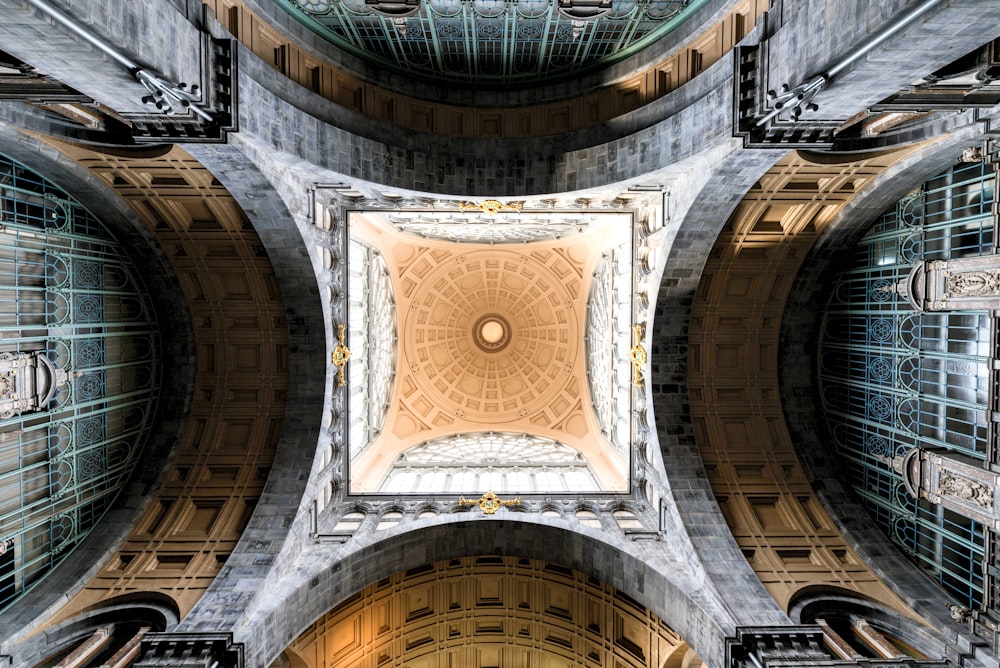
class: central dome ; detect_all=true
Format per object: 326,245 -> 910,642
473,314 -> 511,351
403,249 -> 578,424
346,208 -> 632,493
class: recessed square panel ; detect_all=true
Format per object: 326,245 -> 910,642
344,209 -> 638,494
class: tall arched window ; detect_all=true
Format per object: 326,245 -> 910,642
818,159 -> 995,608
0,154 -> 160,611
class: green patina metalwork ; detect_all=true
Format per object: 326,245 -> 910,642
819,160 -> 997,609
0,154 -> 160,612
277,0 -> 706,85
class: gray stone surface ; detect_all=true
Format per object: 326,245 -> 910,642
0,0 -> 205,114
762,0 -> 1000,122
648,143 -> 792,630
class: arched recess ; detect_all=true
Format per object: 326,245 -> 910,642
279,555 -> 704,668
0,120 -> 196,648
789,586 -> 943,661
778,126 -> 996,644
229,50 -> 740,196
229,517 -> 737,668
201,0 -> 764,139
0,134 -> 295,668
10,593 -> 179,668
650,144 -> 789,626
684,144 -> 953,617
173,141 -> 328,634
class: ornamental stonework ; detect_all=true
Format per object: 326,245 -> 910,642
939,473 -> 994,510
945,269 -> 1000,297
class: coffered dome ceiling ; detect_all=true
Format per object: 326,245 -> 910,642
347,209 -> 635,494
402,247 -> 581,424
278,0 -> 704,85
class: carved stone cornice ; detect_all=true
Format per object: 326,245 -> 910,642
134,633 -> 243,668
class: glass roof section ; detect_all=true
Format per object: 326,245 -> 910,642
0,154 -> 160,611
378,432 -> 599,493
817,160 -> 996,609
346,208 -> 636,495
278,0 -> 706,85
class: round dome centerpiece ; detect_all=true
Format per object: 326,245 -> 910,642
403,249 -> 579,424
472,313 -> 511,352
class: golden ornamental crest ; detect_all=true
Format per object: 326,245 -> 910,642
331,324 -> 351,387
629,324 -> 647,386
459,491 -> 520,515
458,200 -> 522,215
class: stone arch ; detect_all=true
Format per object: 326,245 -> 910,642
234,517 -> 738,668
217,0 -> 739,108
650,146 -> 787,624
12,595 -> 178,668
231,51 -> 741,196
788,586 -> 943,659
275,553 -> 706,668
175,141 -> 328,632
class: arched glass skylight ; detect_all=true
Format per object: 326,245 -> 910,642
278,0 -> 706,85
0,154 -> 160,611
818,160 -> 996,608
378,432 -> 599,493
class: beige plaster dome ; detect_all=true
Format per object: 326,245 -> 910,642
403,248 -> 580,424
348,212 -> 629,493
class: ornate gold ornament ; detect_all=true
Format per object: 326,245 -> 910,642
629,324 -> 647,386
331,324 -> 352,387
459,199 -> 522,215
459,490 -> 521,514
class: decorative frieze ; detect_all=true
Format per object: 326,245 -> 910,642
939,472 -> 994,511
903,255 -> 1000,311
902,448 -> 1000,529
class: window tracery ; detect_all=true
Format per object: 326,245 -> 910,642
378,433 -> 600,493
281,0 -> 701,84
0,154 -> 159,611
819,160 -> 995,608
348,239 -> 396,458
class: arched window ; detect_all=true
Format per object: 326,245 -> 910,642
818,160 -> 994,608
0,155 -> 160,612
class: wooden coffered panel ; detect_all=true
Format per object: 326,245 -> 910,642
283,556 -> 703,668
33,138 -> 289,622
689,147 -> 927,614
